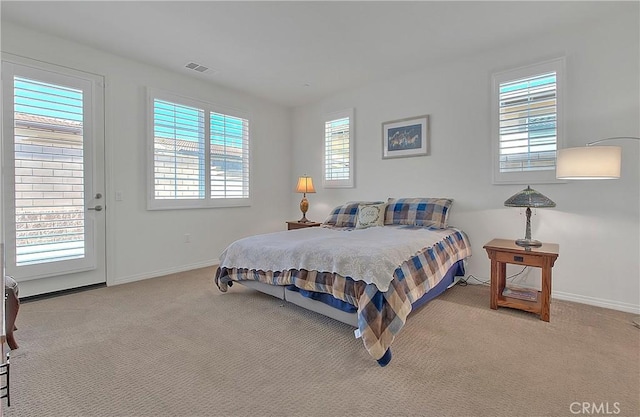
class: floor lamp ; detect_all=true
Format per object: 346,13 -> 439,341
556,136 -> 640,328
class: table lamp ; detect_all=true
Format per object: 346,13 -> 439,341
504,186 -> 556,247
295,175 -> 316,223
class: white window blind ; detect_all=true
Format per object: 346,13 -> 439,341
13,77 -> 86,266
210,112 -> 249,199
148,89 -> 250,209
499,73 -> 557,173
153,99 -> 205,199
492,58 -> 564,184
324,109 -> 354,188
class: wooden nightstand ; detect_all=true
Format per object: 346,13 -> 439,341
286,221 -> 321,230
483,238 -> 559,322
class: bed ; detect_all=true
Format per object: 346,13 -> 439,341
214,198 -> 472,366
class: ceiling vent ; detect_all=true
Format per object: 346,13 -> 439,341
184,62 -> 213,73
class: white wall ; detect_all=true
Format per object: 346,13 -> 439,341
292,7 -> 640,313
2,8 -> 638,314
1,22 -> 293,286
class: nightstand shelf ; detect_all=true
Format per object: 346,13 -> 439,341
483,238 -> 559,321
286,221 -> 321,230
499,289 -> 541,314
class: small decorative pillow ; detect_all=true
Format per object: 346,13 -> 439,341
384,197 -> 453,229
355,203 -> 386,229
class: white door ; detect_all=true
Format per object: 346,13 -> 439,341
2,57 -> 106,297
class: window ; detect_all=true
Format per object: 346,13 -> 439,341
323,108 -> 354,188
492,58 -> 565,184
148,89 -> 250,209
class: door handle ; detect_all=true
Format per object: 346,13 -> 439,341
88,205 -> 104,212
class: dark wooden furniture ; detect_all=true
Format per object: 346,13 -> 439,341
4,279 -> 19,351
1,245 -> 10,411
286,221 -> 321,230
483,238 -> 559,322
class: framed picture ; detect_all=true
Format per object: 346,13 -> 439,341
382,115 -> 429,159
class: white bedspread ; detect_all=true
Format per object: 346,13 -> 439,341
218,225 -> 460,292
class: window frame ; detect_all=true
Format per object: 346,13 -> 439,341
323,108 -> 354,189
491,57 -> 566,185
146,88 -> 251,210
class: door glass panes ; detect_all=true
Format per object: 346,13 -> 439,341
13,77 -> 85,266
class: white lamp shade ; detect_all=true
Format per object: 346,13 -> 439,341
295,176 -> 316,193
556,146 -> 621,179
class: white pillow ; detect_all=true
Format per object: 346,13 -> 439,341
355,203 -> 386,229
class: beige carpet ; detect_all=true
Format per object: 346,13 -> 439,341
4,267 -> 639,417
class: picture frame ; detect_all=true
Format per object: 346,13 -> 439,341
382,115 -> 429,159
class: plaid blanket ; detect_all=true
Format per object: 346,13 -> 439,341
215,228 -> 471,365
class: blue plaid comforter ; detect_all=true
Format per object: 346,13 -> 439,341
215,227 -> 471,365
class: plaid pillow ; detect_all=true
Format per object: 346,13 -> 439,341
324,201 -> 384,228
384,198 -> 453,229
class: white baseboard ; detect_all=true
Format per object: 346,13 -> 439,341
551,290 -> 640,315
112,265 -> 639,315
465,281 -> 640,315
109,259 -> 219,286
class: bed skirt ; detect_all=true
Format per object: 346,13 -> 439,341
235,259 -> 464,329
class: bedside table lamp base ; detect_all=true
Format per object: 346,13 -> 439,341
516,238 -> 542,247
299,195 -> 309,223
515,207 -> 543,247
